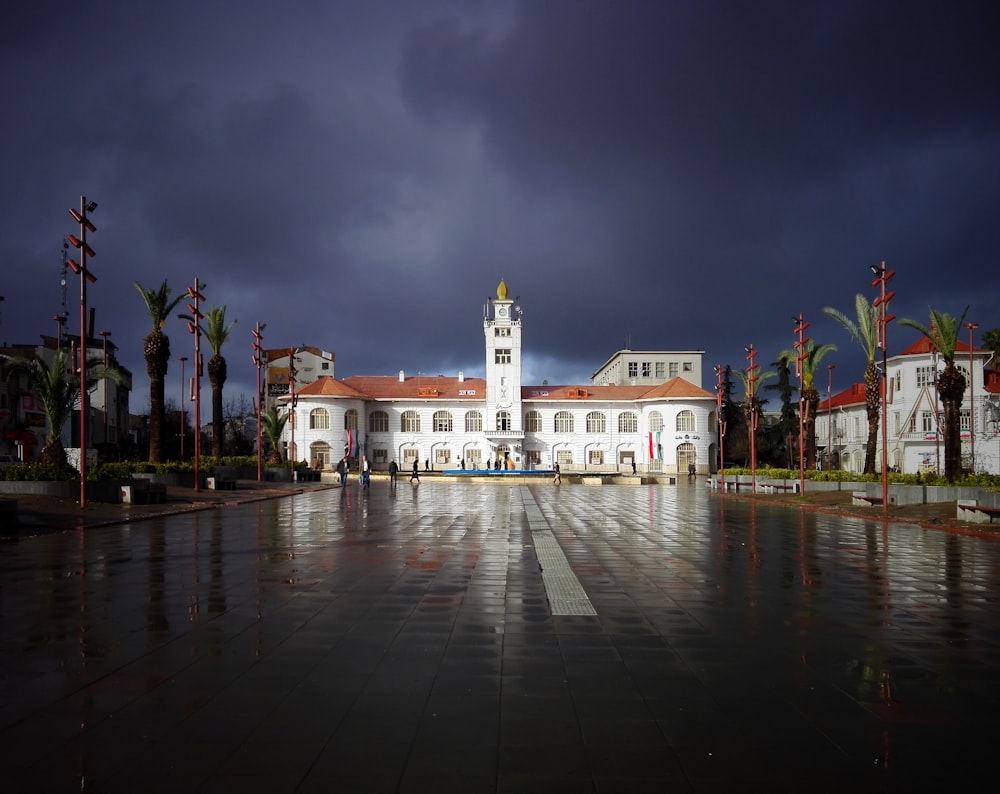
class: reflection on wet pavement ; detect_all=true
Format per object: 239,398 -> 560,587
1,482 -> 998,791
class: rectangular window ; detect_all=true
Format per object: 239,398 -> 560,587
435,449 -> 451,465
916,366 -> 935,388
556,450 -> 573,466
921,412 -> 933,432
655,362 -> 665,378
669,363 -> 678,378
467,449 -> 482,467
403,449 -> 419,465
683,362 -> 692,372
495,327 -> 511,337
960,409 -> 970,432
495,349 -> 511,364
628,362 -> 638,377
588,450 -> 604,465
525,450 -> 541,468
373,449 -> 387,464
641,362 -> 651,377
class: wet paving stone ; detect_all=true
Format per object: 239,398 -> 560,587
1,482 -> 998,791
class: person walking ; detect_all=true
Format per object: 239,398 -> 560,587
336,457 -> 348,487
388,459 -> 398,485
361,455 -> 371,489
631,459 -> 637,475
410,460 -> 420,483
553,462 -> 561,485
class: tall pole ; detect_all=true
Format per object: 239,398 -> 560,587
287,347 -> 298,480
178,356 -> 188,458
251,323 -> 266,481
826,364 -> 835,471
66,196 -> 98,507
965,322 -> 979,474
871,262 -> 896,511
792,314 -> 810,494
185,280 -> 207,491
745,344 -> 759,492
714,364 -> 726,489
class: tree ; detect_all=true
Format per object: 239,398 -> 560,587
777,340 -> 837,469
764,357 -> 798,467
899,307 -> 968,482
260,406 -> 288,465
4,350 -> 121,467
202,306 -> 236,457
824,295 -> 880,473
982,327 -> 1000,364
733,367 -> 776,469
135,280 -> 185,463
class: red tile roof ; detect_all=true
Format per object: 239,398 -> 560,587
818,382 -> 867,411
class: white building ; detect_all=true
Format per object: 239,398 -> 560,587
817,336 -> 1000,475
280,280 -> 719,474
591,349 -> 704,388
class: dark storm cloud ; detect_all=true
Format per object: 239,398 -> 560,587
2,0 -> 999,412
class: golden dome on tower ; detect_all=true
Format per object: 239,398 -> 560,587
497,279 -> 508,301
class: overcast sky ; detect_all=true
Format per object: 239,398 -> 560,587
2,1 -> 998,412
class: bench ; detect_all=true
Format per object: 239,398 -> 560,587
760,481 -> 799,494
206,477 -> 236,491
852,490 -> 883,507
957,500 -> 1000,524
121,481 -> 168,505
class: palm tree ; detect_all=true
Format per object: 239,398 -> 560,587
899,307 -> 968,482
4,350 -> 121,467
260,406 -> 288,465
778,340 -> 837,469
203,306 -> 236,457
134,280 -> 185,463
824,296 -> 880,473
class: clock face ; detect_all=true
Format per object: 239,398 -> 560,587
498,307 -> 507,317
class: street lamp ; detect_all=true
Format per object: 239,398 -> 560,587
178,356 -> 188,458
251,323 -> 266,481
745,344 -> 759,492
287,347 -> 299,480
714,364 -> 726,489
826,364 -> 835,471
99,330 -> 111,447
66,196 -> 98,507
871,261 -> 896,511
965,322 -> 979,474
792,313 -> 810,494
184,279 -> 207,491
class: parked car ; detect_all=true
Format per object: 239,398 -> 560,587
0,454 -> 20,467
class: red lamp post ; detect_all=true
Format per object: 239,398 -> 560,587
871,262 -> 896,511
792,313 -> 810,494
251,323 -> 266,481
714,364 -> 726,489
746,344 -> 759,492
287,347 -> 298,479
66,196 -> 98,507
965,322 -> 979,474
185,280 -> 207,491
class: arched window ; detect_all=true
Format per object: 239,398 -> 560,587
309,408 -> 330,430
648,411 -> 664,432
586,411 -> 606,433
618,411 -> 638,433
433,410 -> 453,432
344,409 -> 358,431
401,410 -> 420,433
676,410 -> 695,432
555,411 -> 574,433
465,411 -> 482,432
496,411 -> 511,432
524,410 -> 542,432
708,411 -> 718,433
677,442 -> 696,470
368,410 -> 389,433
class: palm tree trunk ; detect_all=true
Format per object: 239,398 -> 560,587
149,373 -> 165,463
803,389 -> 819,469
863,362 -> 879,474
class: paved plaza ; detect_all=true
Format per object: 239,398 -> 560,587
1,480 -> 998,792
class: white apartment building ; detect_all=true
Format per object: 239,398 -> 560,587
817,336 -> 1000,475
591,349 -> 704,388
280,280 -> 719,474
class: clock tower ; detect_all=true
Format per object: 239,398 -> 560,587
484,279 -> 524,460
